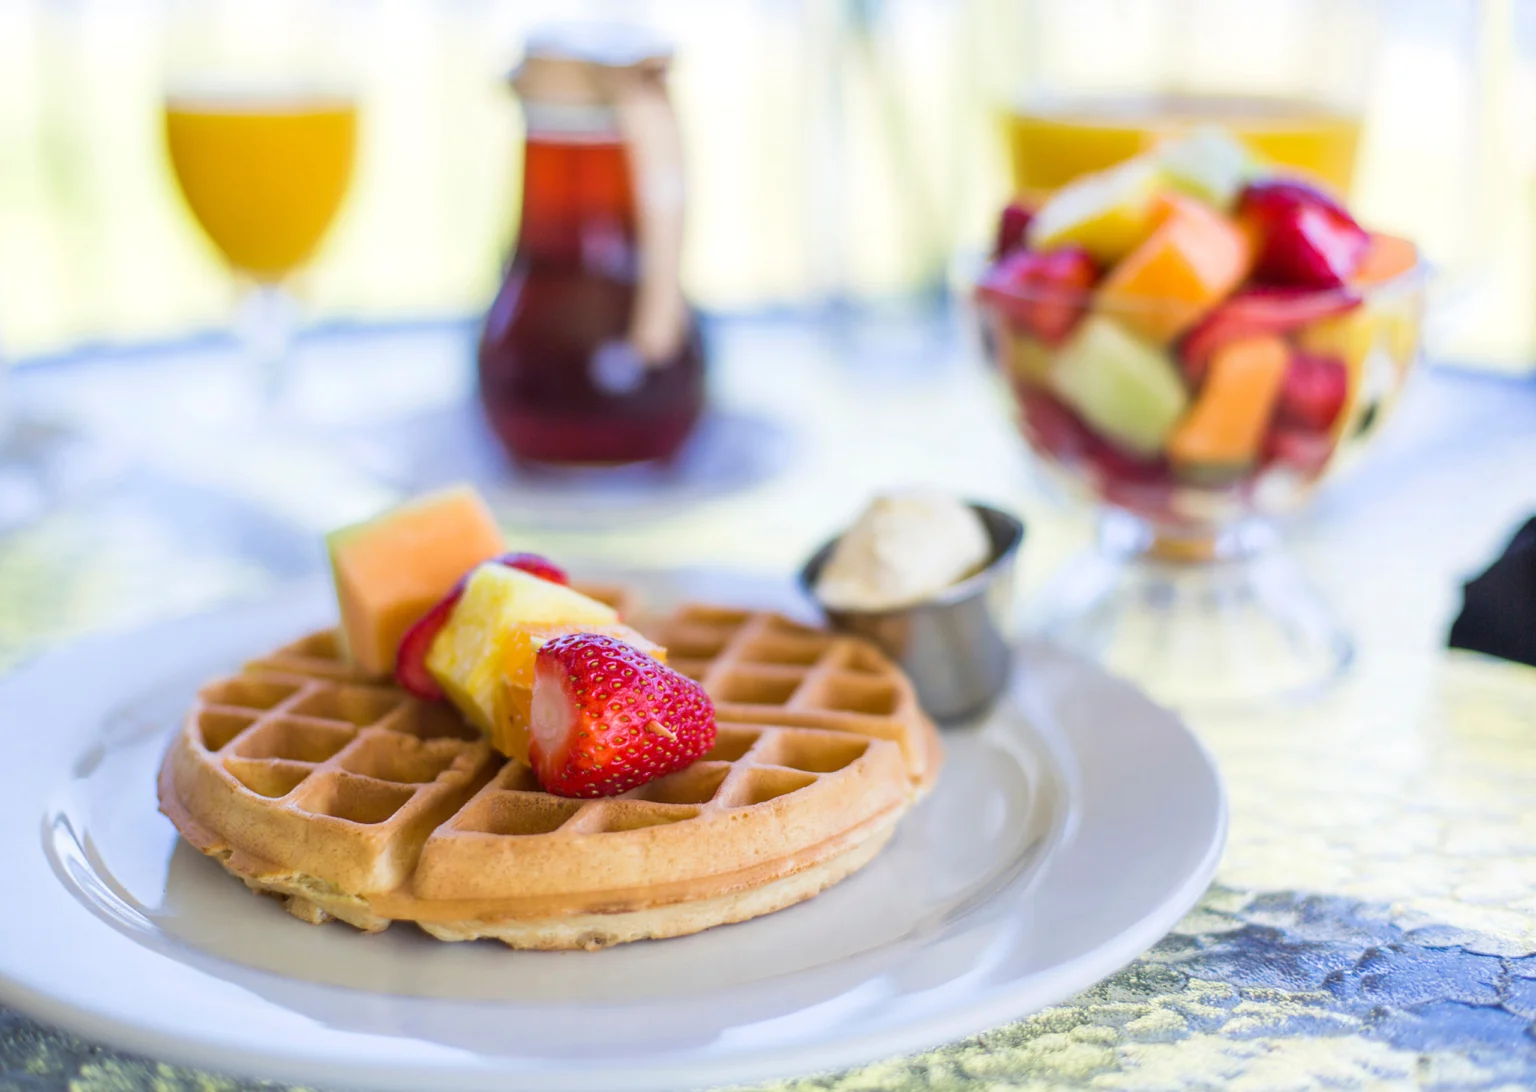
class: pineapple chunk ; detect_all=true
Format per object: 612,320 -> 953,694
425,565 -> 619,734
1028,158 -> 1167,265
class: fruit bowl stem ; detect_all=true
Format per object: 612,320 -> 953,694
1032,510 -> 1353,710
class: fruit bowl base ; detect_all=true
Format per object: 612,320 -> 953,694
1030,511 -> 1352,711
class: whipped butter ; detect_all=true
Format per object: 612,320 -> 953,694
814,492 -> 991,611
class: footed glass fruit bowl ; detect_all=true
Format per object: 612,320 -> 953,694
972,129 -> 1426,708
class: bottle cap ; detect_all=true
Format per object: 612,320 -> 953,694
510,22 -> 672,114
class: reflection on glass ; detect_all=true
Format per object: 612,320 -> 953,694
998,0 -> 1380,202
1006,94 -> 1362,200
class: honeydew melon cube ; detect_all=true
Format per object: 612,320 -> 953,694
1156,126 -> 1263,211
1049,316 -> 1190,458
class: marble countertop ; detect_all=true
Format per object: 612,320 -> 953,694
3,313 -> 1536,1090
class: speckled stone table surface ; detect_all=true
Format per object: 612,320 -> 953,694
3,317 -> 1536,1090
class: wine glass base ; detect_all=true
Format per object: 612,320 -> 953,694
1032,514 -> 1353,711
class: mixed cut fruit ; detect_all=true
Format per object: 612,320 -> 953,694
977,128 -> 1422,526
327,485 -> 716,799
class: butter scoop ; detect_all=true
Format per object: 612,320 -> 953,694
813,491 -> 992,611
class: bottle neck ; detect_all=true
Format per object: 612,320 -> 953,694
516,133 -> 638,269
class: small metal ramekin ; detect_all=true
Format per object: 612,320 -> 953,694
799,503 -> 1025,724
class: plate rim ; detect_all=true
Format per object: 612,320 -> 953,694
0,575 -> 1227,1091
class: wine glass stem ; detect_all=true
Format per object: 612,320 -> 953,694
240,282 -> 297,410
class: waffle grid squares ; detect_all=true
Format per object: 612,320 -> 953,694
200,619 -> 890,844
439,713 -> 876,842
165,601 -> 936,941
194,658 -> 485,829
222,757 -> 312,799
655,608 -> 921,727
198,606 -> 920,841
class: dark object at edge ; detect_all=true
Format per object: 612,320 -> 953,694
1448,516 -> 1536,668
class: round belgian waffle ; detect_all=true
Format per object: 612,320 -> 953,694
158,598 -> 943,950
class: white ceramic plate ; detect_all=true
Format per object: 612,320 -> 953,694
0,571 -> 1225,1092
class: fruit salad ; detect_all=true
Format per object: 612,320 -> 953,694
976,128 -> 1424,530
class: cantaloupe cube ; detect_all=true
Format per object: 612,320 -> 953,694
1350,233 -> 1418,286
327,485 -> 505,677
1096,194 -> 1252,345
1168,335 -> 1289,473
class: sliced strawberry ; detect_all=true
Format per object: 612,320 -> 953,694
495,551 -> 569,586
993,200 -> 1034,259
1179,287 -> 1359,386
529,634 -> 717,798
1089,441 -> 1171,486
1100,472 -> 1177,525
1262,425 -> 1336,477
395,571 -> 482,701
1238,179 -> 1370,289
1274,350 -> 1348,432
394,595 -> 459,700
1016,382 -> 1169,479
1240,177 -> 1353,220
1016,383 -> 1093,464
393,551 -> 569,701
978,246 -> 1098,346
1013,383 -> 1175,520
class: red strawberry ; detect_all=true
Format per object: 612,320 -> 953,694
1179,287 -> 1358,386
1241,177 -> 1353,220
393,551 -> 569,701
495,551 -> 569,586
1014,384 -> 1174,520
1100,474 -> 1177,524
1017,383 -> 1093,464
1238,180 -> 1370,289
1274,351 -> 1348,432
529,634 -> 717,798
993,200 -> 1034,259
1089,442 -> 1171,487
394,594 -> 460,700
1262,426 -> 1336,477
978,246 -> 1098,346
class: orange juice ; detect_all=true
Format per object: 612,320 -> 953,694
1005,95 -> 1362,201
165,95 -> 358,280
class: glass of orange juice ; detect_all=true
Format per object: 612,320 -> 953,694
998,0 -> 1382,205
162,0 -> 358,411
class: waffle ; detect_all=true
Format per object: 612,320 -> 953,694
159,601 -> 942,950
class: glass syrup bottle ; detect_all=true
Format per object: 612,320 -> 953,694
478,25 -> 706,466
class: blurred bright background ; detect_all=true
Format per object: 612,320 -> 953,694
10,3 -> 1536,1083
0,0 -> 1533,686
0,0 -> 1531,368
